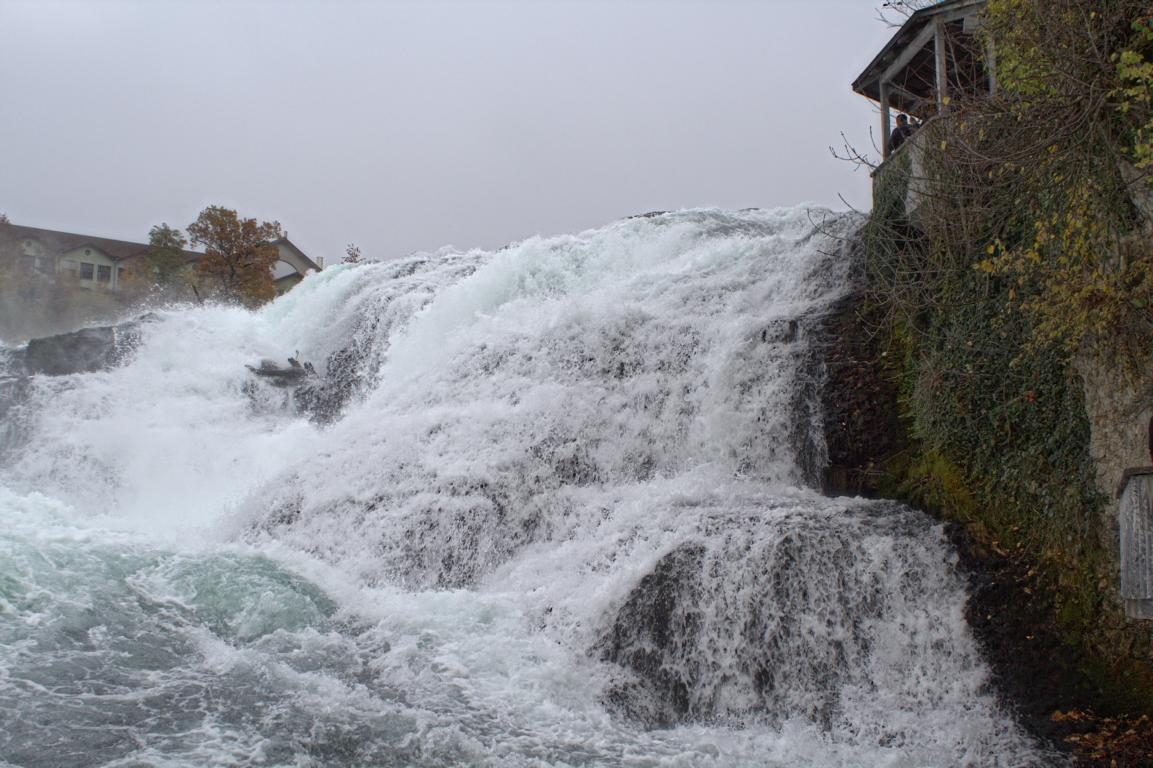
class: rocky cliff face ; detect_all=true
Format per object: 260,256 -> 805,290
818,284 -> 1153,762
818,292 -> 903,498
1075,348 -> 1153,503
22,319 -> 150,376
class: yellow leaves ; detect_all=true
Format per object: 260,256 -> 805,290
1113,25 -> 1153,170
969,174 -> 1153,354
874,0 -> 1153,358
976,240 -> 1010,274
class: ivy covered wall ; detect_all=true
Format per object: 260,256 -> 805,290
842,0 -> 1153,718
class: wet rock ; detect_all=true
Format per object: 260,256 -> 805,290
245,358 -> 314,387
598,544 -> 705,726
291,340 -> 371,423
240,337 -> 375,424
24,316 -> 153,376
818,291 -> 905,497
595,506 -> 928,729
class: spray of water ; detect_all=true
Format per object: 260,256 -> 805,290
0,208 -> 1057,767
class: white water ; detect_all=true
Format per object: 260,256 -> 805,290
0,208 -> 1054,767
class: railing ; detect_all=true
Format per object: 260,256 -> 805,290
870,115 -> 944,226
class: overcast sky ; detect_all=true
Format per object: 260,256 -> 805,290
2,0 -> 898,263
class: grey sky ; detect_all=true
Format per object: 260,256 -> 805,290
2,0 -> 897,264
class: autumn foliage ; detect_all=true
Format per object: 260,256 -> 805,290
187,206 -> 282,307
971,0 -> 1153,356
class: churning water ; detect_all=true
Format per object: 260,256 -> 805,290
0,209 -> 1053,767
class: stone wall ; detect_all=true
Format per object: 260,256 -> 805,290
1075,348 -> 1153,558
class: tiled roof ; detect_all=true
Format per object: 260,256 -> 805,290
0,223 -> 203,263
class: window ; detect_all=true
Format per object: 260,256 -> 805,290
97,265 -> 111,283
80,262 -> 94,280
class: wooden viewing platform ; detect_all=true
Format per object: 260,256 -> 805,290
852,0 -> 993,164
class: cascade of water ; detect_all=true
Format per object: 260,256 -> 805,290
0,208 -> 1056,767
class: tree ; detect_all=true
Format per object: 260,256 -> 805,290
122,224 -> 189,297
146,224 -> 188,286
187,206 -> 283,307
342,243 -> 362,264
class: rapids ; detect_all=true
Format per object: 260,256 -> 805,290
0,208 -> 1057,767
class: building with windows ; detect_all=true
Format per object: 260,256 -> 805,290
0,222 -> 321,294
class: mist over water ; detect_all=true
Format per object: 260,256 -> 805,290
0,209 -> 1053,767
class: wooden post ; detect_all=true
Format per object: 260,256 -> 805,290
1119,468 -> 1153,620
986,37 -> 998,96
934,18 -> 948,112
880,81 -> 891,159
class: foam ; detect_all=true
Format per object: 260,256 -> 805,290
0,208 -> 1057,766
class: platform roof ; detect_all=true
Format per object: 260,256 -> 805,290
851,0 -> 987,114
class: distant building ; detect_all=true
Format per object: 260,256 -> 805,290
0,223 -> 196,291
270,238 -> 323,293
0,223 -> 321,295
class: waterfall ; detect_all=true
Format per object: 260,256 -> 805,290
0,208 -> 1055,767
